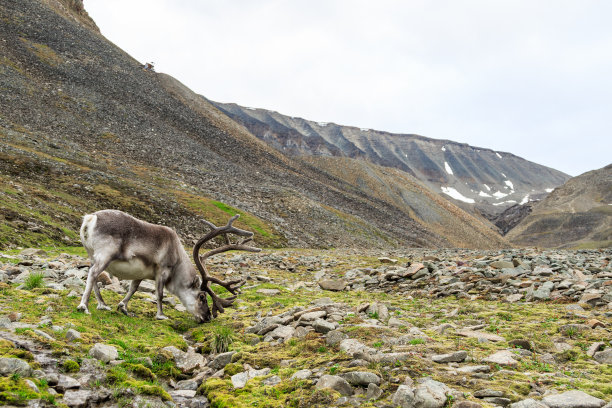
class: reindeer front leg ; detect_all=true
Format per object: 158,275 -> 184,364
155,269 -> 170,320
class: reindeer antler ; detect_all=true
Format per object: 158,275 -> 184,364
193,215 -> 261,318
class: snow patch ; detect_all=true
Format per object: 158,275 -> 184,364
479,191 -> 492,197
493,191 -> 508,199
441,187 -> 475,204
545,188 -> 554,193
501,173 -> 506,178
484,184 -> 491,191
520,195 -> 529,205
493,200 -> 517,206
496,152 -> 502,158
360,128 -> 370,132
444,162 -> 453,175
318,122 -> 328,127
245,107 -> 256,111
504,180 -> 514,190
441,146 -> 446,152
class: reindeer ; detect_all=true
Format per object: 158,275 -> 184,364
77,209 -> 260,322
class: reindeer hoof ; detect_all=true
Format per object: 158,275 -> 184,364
155,314 -> 169,320
97,304 -> 111,311
77,304 -> 90,315
117,304 -> 132,316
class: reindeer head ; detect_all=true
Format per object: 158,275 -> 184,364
192,215 -> 261,323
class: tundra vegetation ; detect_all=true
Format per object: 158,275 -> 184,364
0,246 -> 610,407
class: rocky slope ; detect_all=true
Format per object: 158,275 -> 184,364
507,164 -> 612,248
0,246 -> 610,407
0,0 -> 512,249
213,102 -> 571,215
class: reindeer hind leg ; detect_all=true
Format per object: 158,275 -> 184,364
117,279 -> 141,316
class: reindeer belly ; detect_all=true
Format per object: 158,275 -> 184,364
106,258 -> 156,281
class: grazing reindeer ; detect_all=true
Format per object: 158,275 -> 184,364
78,209 -> 260,322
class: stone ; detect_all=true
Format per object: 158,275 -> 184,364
392,384 -> 416,408
413,378 -> 453,408
474,389 -> 505,398
66,329 -> 81,341
171,390 -> 197,398
456,365 -> 491,374
586,342 -> 606,357
262,375 -> 281,386
267,325 -> 295,341
313,318 -> 336,334
483,350 -> 519,367
454,402 -> 484,408
339,339 -> 376,356
318,279 -> 347,291
62,389 -> 92,408
290,369 -> 312,380
506,294 -> 524,302
491,260 -> 515,269
339,371 -> 381,386
231,367 -> 271,389
88,344 -> 118,363
378,257 -> 398,264
510,399 -> 549,408
299,310 -> 327,320
326,330 -> 348,346
57,374 -> 81,391
366,383 -> 383,400
315,375 -> 353,396
542,390 -> 606,408
484,397 -> 512,406
175,349 -> 205,374
457,329 -> 505,342
431,350 -> 467,363
256,288 -> 280,296
593,349 -> 612,364
208,351 -> 235,371
0,357 -> 32,376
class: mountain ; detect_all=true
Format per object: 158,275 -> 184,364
0,0 -> 509,249
213,103 -> 571,217
506,164 -> 612,248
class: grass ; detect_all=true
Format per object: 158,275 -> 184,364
0,249 -> 611,406
23,272 -> 45,290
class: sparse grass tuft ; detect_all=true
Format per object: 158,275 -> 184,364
211,326 -> 235,354
23,272 -> 45,290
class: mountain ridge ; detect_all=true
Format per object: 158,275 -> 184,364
213,101 -> 570,218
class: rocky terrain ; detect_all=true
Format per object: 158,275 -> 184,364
213,102 -> 570,216
507,165 -> 612,249
0,0 -> 515,250
0,246 -> 610,407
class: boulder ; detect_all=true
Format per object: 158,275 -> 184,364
62,389 -> 92,408
510,399 -> 549,408
339,371 -> 381,386
483,350 -> 519,367
431,351 -> 467,363
0,357 -> 32,376
318,279 -> 347,291
290,369 -> 312,380
88,344 -> 118,363
315,375 -> 353,396
542,391 -> 606,408
593,349 -> 612,364
208,351 -> 235,371
339,339 -> 376,356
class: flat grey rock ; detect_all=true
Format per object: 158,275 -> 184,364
339,371 -> 381,386
0,357 -> 32,376
431,350 -> 467,363
542,391 -> 606,408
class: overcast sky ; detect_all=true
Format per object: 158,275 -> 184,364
86,1 -> 611,177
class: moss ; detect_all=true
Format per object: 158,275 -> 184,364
122,363 -> 157,381
62,360 -> 80,373
223,363 -> 243,377
123,380 -> 171,401
0,377 -> 55,406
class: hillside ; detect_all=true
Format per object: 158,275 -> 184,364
0,0 -> 512,249
506,164 -> 612,248
213,103 -> 570,217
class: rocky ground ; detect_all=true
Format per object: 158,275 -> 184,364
0,246 -> 610,407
